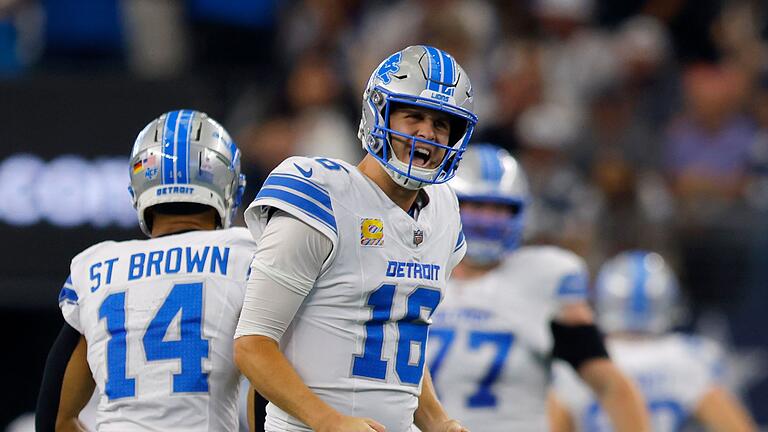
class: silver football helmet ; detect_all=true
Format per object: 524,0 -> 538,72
595,250 -> 682,335
449,144 -> 529,264
128,110 -> 246,236
359,45 -> 478,189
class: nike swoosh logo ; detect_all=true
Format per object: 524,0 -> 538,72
294,163 -> 313,178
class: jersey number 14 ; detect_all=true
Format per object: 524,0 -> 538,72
98,282 -> 209,400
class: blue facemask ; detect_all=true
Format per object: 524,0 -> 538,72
460,209 -> 524,265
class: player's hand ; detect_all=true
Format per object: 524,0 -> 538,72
430,419 -> 469,432
315,412 -> 386,432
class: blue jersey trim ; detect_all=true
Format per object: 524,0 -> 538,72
262,174 -> 332,210
557,273 -> 588,299
454,229 -> 465,252
256,188 -> 337,233
58,286 -> 78,304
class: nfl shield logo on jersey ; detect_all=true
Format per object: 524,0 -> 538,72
361,218 -> 384,247
413,229 -> 424,246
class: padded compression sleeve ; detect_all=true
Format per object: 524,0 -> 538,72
235,211 -> 332,341
36,322 -> 81,432
550,321 -> 609,370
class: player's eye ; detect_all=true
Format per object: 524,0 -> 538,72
405,111 -> 423,120
434,119 -> 450,131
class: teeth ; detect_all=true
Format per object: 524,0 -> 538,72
415,148 -> 430,158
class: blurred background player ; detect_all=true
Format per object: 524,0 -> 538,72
36,110 -> 256,431
425,144 -> 649,431
233,45 -> 476,432
0,1 -> 765,429
550,250 -> 757,432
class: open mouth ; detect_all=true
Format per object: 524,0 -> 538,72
413,147 -> 431,168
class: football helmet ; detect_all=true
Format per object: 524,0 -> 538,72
449,144 -> 529,264
359,45 -> 478,189
595,250 -> 682,335
128,110 -> 246,236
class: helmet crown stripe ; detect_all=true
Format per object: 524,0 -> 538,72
161,110 -> 180,184
630,252 -> 650,324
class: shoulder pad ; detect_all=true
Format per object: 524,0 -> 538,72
677,334 -> 725,365
512,246 -> 589,300
213,227 -> 258,249
70,240 -> 119,267
514,246 -> 587,276
246,156 -> 350,244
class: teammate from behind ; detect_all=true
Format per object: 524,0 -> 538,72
234,45 -> 477,432
36,110 -> 256,431
424,144 -> 649,432
550,250 -> 757,432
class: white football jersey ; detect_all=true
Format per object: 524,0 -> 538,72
553,334 -> 724,432
425,246 -> 588,432
58,228 -> 256,431
245,156 -> 466,432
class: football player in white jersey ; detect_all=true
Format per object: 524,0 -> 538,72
423,144 -> 649,432
234,45 -> 478,432
550,250 -> 757,432
36,110 -> 256,431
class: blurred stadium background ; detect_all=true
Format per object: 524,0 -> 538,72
0,0 -> 766,429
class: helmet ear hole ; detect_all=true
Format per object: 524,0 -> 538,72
144,207 -> 154,233
448,118 -> 468,147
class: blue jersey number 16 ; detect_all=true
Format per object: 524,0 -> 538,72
352,284 -> 441,385
98,282 -> 209,400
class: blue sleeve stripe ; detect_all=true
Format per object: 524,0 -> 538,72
454,229 -> 465,252
263,174 -> 332,210
65,275 -> 72,285
256,188 -> 337,233
557,273 -> 588,298
58,287 -> 78,304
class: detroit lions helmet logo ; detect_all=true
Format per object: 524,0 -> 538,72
376,52 -> 402,84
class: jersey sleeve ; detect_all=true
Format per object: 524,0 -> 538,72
678,335 -> 726,407
58,241 -> 115,335
235,211 -> 332,341
244,157 -> 340,250
446,185 -> 466,274
550,250 -> 590,306
58,273 -> 83,333
448,224 -> 466,273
